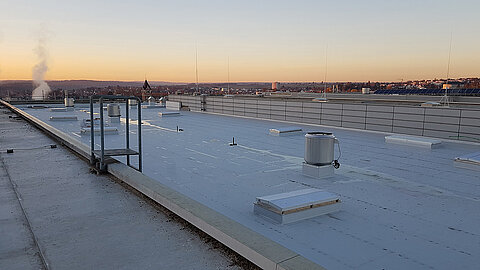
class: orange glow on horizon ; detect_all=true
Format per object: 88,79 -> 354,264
2,1 -> 480,83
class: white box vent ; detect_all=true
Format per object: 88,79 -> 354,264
254,188 -> 341,224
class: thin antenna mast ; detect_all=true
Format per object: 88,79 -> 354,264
321,44 -> 328,100
195,44 -> 199,93
440,32 -> 453,107
227,57 -> 230,94
143,73 -> 146,101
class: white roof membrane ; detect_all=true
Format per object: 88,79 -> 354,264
19,104 -> 480,270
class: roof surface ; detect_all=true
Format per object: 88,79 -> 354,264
19,103 -> 480,269
0,106 -> 243,270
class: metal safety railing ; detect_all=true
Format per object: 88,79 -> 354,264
89,95 -> 142,172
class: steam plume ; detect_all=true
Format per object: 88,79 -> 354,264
31,29 -> 51,100
0,31 -> 3,75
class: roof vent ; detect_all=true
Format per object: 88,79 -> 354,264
254,188 -> 341,224
50,107 -> 73,112
128,99 -> 138,106
107,104 -> 121,117
305,132 -> 336,166
159,111 -> 181,117
385,135 -> 441,148
64,97 -> 74,107
303,132 -> 340,178
455,152 -> 480,171
269,126 -> 302,136
80,126 -> 118,135
49,116 -> 78,121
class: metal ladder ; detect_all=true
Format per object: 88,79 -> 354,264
89,95 -> 142,173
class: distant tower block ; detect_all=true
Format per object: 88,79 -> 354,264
272,82 -> 278,90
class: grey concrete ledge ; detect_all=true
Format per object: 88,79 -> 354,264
0,100 -> 325,270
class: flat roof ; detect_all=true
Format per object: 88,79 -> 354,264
0,106 -> 244,270
18,103 -> 480,269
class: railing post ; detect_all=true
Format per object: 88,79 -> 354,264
99,97 -> 105,171
137,98 -> 142,172
126,98 -> 130,167
457,109 -> 462,140
90,96 -> 95,165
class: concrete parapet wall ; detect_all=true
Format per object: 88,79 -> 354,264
169,95 -> 480,142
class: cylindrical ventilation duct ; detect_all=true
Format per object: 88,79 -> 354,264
128,99 -> 138,106
107,104 -> 121,117
305,132 -> 336,166
64,98 -> 74,107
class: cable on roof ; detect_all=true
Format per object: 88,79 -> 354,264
333,140 -> 341,169
3,144 -> 57,153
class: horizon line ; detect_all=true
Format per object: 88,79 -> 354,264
1,77 -> 474,84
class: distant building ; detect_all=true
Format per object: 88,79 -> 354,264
443,82 -> 464,89
361,88 -> 370,94
272,82 -> 278,90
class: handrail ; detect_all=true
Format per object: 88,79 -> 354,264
89,95 -> 142,172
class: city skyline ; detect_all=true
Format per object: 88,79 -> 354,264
1,0 -> 479,83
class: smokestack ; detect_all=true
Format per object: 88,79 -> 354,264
31,28 -> 51,101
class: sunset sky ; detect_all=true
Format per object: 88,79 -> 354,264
0,0 -> 479,82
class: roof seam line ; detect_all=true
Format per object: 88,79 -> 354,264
0,155 -> 50,270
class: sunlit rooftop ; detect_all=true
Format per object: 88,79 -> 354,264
15,102 -> 480,269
